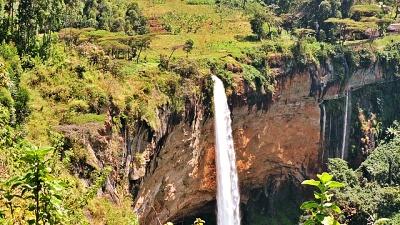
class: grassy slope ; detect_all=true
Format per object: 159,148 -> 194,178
138,0 -> 258,60
17,0 -> 400,223
24,0 -> 261,145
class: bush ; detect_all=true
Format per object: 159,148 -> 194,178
378,42 -> 400,79
327,123 -> 400,224
87,197 -> 138,225
300,172 -> 345,225
0,88 -> 14,108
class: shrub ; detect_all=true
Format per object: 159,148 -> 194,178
300,172 -> 345,225
378,42 -> 400,79
327,123 -> 400,224
87,197 -> 138,225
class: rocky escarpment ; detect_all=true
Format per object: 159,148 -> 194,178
58,56 -> 398,224
131,58 -> 398,224
133,71 -> 322,224
59,67 -> 322,224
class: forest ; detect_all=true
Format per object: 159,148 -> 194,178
0,0 -> 399,224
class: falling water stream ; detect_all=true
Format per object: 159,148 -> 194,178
341,90 -> 351,159
212,75 -> 241,225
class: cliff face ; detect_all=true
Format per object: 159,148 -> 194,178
59,71 -> 322,224
133,71 -> 321,224
57,55 -> 399,224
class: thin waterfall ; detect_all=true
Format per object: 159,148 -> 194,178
341,90 -> 351,159
212,75 -> 241,225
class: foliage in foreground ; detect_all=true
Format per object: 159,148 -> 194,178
300,172 -> 345,225
165,218 -> 205,225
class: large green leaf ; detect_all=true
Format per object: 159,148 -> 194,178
304,219 -> 316,225
322,216 -> 335,225
331,204 -> 342,214
317,173 -> 333,184
302,179 -> 321,186
327,181 -> 345,189
301,201 -> 319,210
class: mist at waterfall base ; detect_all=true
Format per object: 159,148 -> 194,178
212,75 -> 241,225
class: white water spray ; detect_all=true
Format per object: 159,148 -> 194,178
212,75 -> 241,225
341,90 -> 350,159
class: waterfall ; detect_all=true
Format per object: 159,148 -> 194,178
341,90 -> 351,159
212,75 -> 241,225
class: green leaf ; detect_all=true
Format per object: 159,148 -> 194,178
316,214 -> 326,222
327,181 -> 345,189
374,218 -> 390,225
326,193 -> 334,201
304,219 -> 316,225
322,216 -> 335,225
331,204 -> 342,213
314,192 -> 321,199
302,179 -> 321,186
301,201 -> 319,210
317,173 -> 333,184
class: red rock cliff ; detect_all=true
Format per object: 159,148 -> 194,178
133,71 -> 321,224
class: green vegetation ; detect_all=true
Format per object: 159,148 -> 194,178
0,0 -> 399,224
327,122 -> 400,225
300,173 -> 345,225
164,218 -> 206,225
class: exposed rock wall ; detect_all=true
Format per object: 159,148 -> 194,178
133,72 -> 321,224
58,54 -> 399,224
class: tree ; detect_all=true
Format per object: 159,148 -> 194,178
96,0 -> 112,30
325,18 -> 376,43
110,17 -> 125,32
248,3 -> 281,40
183,39 -> 194,57
300,172 -> 345,225
250,16 -> 265,40
0,147 -> 67,224
83,0 -> 99,28
125,3 -> 148,35
341,0 -> 354,18
16,0 -> 37,54
133,36 -> 151,63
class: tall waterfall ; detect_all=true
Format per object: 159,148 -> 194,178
212,75 -> 241,225
341,90 -> 351,159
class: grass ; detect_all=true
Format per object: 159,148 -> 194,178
138,0 -> 219,17
372,34 -> 400,50
22,0 -> 263,145
87,197 -> 139,225
186,0 -> 214,5
135,0 -> 259,60
65,113 -> 106,125
345,34 -> 400,50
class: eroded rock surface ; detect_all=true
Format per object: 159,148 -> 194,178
134,72 -> 321,224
